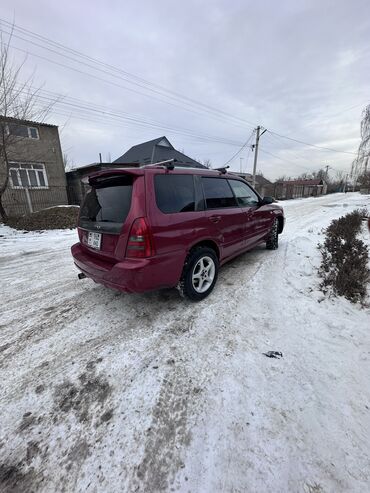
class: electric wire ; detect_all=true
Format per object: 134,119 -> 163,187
223,130 -> 255,166
0,18 -> 362,160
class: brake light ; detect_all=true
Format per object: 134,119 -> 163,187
126,217 -> 153,258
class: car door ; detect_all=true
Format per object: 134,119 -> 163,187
228,179 -> 272,247
201,176 -> 246,260
149,172 -> 205,256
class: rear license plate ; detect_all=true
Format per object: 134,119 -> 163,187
87,231 -> 102,250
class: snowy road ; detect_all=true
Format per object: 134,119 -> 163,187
1,192 -> 370,493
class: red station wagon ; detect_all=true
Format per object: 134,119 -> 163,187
71,162 -> 285,300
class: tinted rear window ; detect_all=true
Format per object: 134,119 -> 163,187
202,177 -> 237,209
155,174 -> 195,213
79,175 -> 133,233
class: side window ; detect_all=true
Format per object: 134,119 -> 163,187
154,174 -> 195,213
228,180 -> 260,207
202,177 -> 238,209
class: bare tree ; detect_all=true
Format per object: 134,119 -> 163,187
275,175 -> 291,182
63,152 -> 74,172
312,168 -> 327,180
351,104 -> 370,183
0,27 -> 56,219
202,158 -> 212,169
297,172 -> 311,180
357,170 -> 370,188
326,170 -> 345,193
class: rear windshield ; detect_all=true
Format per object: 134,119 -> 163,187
79,175 -> 133,233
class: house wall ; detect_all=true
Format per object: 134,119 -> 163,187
0,125 -> 68,217
66,173 -> 91,205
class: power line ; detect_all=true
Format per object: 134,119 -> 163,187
258,147 -> 332,173
266,129 -> 357,156
29,99 -> 245,148
0,20 -> 255,129
0,18 -> 362,160
2,18 -> 257,127
4,40 -> 242,128
327,101 -> 369,118
264,131 -> 329,163
22,89 -> 245,146
223,130 -> 255,166
5,18 -> 368,130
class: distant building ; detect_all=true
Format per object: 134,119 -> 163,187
113,136 -> 206,168
0,117 -> 68,217
66,136 -> 207,205
231,172 -> 274,197
274,179 -> 327,199
66,162 -> 132,205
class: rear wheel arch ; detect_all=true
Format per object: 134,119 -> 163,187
188,239 -> 220,259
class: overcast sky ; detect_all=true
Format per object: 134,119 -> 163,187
1,0 -> 369,179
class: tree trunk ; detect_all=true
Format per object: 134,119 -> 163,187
0,130 -> 10,221
0,193 -> 8,221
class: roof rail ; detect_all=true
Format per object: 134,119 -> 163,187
146,158 -> 176,170
213,166 -> 230,174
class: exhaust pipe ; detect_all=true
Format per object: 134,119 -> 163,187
78,272 -> 86,280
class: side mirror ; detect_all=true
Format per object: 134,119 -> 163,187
260,196 -> 274,205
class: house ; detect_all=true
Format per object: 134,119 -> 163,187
231,172 -> 274,197
66,136 -> 206,205
274,179 -> 327,200
113,136 -> 206,168
0,117 -> 68,217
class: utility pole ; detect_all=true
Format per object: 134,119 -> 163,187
325,164 -> 329,179
239,157 -> 244,173
252,126 -> 266,188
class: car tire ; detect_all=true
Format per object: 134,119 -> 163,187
266,218 -> 279,250
178,246 -> 219,301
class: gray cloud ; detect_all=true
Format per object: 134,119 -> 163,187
1,0 -> 369,179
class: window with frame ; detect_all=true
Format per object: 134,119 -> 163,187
201,177 -> 238,209
9,163 -> 48,189
154,174 -> 196,213
228,179 -> 260,207
7,123 -> 39,139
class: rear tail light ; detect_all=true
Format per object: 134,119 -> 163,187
126,217 -> 153,258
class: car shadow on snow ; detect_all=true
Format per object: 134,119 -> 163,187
77,242 -> 270,313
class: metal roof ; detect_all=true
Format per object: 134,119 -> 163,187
0,115 -> 58,128
113,136 -> 207,169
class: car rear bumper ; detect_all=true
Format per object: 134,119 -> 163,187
71,243 -> 184,293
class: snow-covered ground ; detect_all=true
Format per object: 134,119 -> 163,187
1,192 -> 369,493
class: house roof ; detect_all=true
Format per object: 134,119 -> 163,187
66,162 -> 140,176
277,179 -> 325,186
113,136 -> 206,168
0,115 -> 57,128
231,172 -> 273,186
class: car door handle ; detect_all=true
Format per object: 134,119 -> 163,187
209,215 -> 221,223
